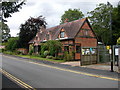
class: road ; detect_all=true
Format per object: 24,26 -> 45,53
0,73 -> 22,89
0,54 -> 119,89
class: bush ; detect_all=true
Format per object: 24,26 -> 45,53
64,51 -> 73,61
44,51 -> 49,56
6,37 -> 19,51
46,56 -> 53,59
29,49 -> 33,55
57,55 -> 64,60
3,51 -> 15,55
29,44 -> 34,55
40,55 -> 46,58
15,50 -> 23,55
52,57 -> 60,60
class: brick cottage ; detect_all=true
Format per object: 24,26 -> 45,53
29,18 -> 98,65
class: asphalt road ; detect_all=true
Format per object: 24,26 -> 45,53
0,73 -> 22,89
1,54 -> 119,89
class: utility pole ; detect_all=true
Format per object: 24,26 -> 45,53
107,2 -> 113,72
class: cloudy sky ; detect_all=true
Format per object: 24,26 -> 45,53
6,0 -> 118,37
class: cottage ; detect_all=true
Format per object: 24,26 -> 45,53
29,18 -> 98,65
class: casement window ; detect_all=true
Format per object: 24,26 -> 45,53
64,46 -> 69,52
84,30 -> 88,36
60,31 -> 65,38
76,46 -> 81,53
46,34 -> 49,40
58,48 -> 62,53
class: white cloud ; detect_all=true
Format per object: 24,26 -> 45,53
6,0 -> 118,36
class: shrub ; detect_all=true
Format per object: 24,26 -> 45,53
6,37 -> 19,51
46,56 -> 53,59
29,49 -> 33,55
29,44 -> 34,55
40,40 -> 62,57
40,55 -> 46,58
57,55 -> 64,60
44,51 -> 49,56
64,51 -> 73,61
52,56 -> 61,60
14,50 -> 23,55
3,51 -> 15,55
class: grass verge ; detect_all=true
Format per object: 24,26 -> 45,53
16,55 -> 65,63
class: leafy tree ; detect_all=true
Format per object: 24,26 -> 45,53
18,16 -> 47,49
112,2 -> 120,45
41,40 -> 62,57
88,2 -> 120,45
1,0 -> 25,22
0,0 -> 25,42
88,3 -> 111,45
60,9 -> 84,24
117,37 -> 120,45
6,37 -> 19,51
0,22 -> 11,42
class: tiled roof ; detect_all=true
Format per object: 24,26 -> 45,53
29,18 -> 87,44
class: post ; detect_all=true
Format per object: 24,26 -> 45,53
107,2 -> 113,72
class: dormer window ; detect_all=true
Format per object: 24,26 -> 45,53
60,31 -> 65,38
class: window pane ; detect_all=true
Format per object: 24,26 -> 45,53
76,46 -> 81,53
60,32 -> 64,38
64,46 -> 69,52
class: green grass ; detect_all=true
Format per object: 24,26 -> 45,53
16,55 -> 65,63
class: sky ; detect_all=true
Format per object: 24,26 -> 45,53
6,0 -> 118,37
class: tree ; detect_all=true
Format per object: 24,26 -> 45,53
112,2 -> 120,45
60,9 -> 84,24
1,0 -> 25,42
18,16 -> 47,49
1,0 -> 25,22
6,37 -> 19,51
88,2 -> 120,45
0,22 -> 11,42
117,37 -> 120,45
41,40 -> 62,57
88,3 -> 111,45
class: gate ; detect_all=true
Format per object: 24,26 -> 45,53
97,45 -> 110,63
81,47 -> 97,66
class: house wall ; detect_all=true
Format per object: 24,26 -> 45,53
74,21 -> 97,60
58,40 -> 74,56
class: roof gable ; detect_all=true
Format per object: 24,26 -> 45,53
47,18 -> 86,39
75,18 -> 97,39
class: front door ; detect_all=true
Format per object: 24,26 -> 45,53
75,44 -> 81,60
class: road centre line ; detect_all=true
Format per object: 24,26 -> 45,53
0,68 -> 35,90
3,55 -> 120,81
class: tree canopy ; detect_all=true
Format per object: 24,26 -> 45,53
0,22 -> 11,42
60,9 -> 84,24
1,0 -> 25,42
18,16 -> 47,49
6,37 -> 19,51
88,2 -> 120,45
1,0 -> 25,22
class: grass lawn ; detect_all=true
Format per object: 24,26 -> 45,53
16,55 -> 65,63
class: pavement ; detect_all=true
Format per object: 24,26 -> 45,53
61,61 -> 119,73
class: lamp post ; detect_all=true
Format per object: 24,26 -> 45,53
107,2 -> 113,72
